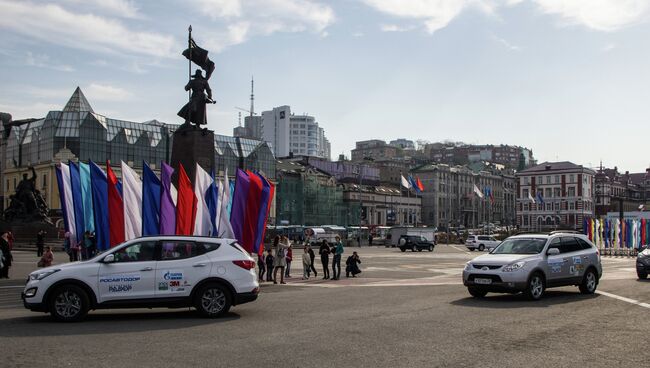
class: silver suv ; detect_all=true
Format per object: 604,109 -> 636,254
462,233 -> 602,300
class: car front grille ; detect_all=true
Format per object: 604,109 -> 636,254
473,264 -> 502,270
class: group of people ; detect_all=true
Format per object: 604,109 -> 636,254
257,235 -> 362,284
62,231 -> 97,262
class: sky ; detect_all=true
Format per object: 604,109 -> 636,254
1,0 -> 650,172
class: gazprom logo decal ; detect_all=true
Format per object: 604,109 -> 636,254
163,271 -> 183,280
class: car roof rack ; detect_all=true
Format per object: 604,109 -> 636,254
548,230 -> 582,235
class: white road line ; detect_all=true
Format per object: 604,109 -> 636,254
0,285 -> 24,289
596,290 -> 650,309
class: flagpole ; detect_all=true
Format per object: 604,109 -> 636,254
187,25 -> 192,124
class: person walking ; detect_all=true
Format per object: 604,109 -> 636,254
284,243 -> 293,278
0,231 -> 13,278
307,243 -> 317,277
331,236 -> 344,280
346,251 -> 362,278
265,249 -> 274,282
38,246 -> 54,268
36,230 -> 45,257
257,253 -> 266,282
273,236 -> 290,284
302,246 -> 312,280
319,240 -> 330,279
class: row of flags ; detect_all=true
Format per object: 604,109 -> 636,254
400,175 -> 424,193
584,217 -> 649,250
55,161 -> 273,255
526,191 -> 545,205
472,185 -> 495,204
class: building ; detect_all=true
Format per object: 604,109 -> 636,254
595,165 -> 650,217
389,139 -> 415,150
1,87 -> 276,217
411,164 -> 509,230
426,142 -> 535,170
516,161 -> 595,231
261,106 -> 330,159
350,140 -> 399,162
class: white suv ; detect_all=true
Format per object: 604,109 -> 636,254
466,235 -> 500,251
22,236 -> 259,321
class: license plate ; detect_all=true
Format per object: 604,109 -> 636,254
474,278 -> 492,285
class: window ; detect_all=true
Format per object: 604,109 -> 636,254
546,176 -> 551,184
112,241 -> 157,262
569,202 -> 575,210
161,241 -> 198,260
568,187 -> 576,197
559,237 -> 582,253
577,238 -> 593,250
569,174 -> 575,183
524,177 -> 529,185
547,237 -> 560,251
554,175 -> 560,184
523,188 -> 529,198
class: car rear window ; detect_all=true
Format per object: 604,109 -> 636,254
230,241 -> 248,254
197,242 -> 221,255
576,238 -> 593,250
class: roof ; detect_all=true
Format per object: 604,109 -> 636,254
63,87 -> 94,113
517,161 -> 594,174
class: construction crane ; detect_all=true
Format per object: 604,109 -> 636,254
235,106 -> 256,115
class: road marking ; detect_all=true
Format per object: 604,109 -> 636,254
448,244 -> 470,253
596,290 -> 650,309
0,286 -> 24,289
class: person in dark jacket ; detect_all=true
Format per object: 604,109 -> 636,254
265,249 -> 274,282
307,244 -> 317,277
36,230 -> 45,257
0,231 -> 13,278
319,240 -> 330,279
258,253 -> 266,282
345,251 -> 361,278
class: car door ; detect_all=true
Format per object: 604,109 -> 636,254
567,237 -> 591,280
559,237 -> 584,283
544,238 -> 570,284
155,240 -> 212,298
97,241 -> 158,303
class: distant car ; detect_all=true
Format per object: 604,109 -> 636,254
462,233 -> 602,300
636,246 -> 650,279
398,235 -> 435,252
466,235 -> 500,251
22,236 -> 259,322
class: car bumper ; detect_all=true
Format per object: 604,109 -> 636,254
636,259 -> 650,273
22,292 -> 48,312
462,270 -> 528,292
234,289 -> 259,305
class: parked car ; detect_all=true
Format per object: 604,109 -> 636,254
22,236 -> 259,322
465,235 -> 500,251
636,246 -> 650,279
462,233 -> 602,300
398,235 -> 435,252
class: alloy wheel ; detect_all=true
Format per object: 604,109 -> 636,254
201,288 -> 226,314
54,290 -> 82,318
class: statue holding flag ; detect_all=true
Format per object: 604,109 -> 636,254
177,26 -> 216,129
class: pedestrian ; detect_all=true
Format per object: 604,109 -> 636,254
302,246 -> 312,280
63,232 -> 76,262
319,240 -> 330,279
331,235 -> 344,280
346,251 -> 362,278
368,234 -> 373,246
36,229 -> 45,257
0,231 -> 13,278
285,243 -> 293,278
258,253 -> 266,282
82,231 -> 94,260
7,231 -> 14,251
265,249 -> 274,282
307,243 -> 317,277
38,246 -> 54,268
273,236 -> 290,284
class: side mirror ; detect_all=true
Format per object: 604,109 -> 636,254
102,254 -> 115,263
547,248 -> 560,256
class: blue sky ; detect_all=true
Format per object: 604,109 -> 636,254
1,0 -> 650,171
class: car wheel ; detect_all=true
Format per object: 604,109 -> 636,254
468,248 -> 475,252
478,244 -> 485,251
195,283 -> 231,318
524,273 -> 545,301
468,287 -> 488,298
417,248 -> 423,252
428,245 -> 433,252
638,270 -> 648,280
48,284 -> 90,322
400,248 -> 406,252
579,269 -> 598,294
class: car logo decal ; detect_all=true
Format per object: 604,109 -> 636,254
481,266 -> 489,271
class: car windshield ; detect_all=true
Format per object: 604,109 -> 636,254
492,238 -> 546,254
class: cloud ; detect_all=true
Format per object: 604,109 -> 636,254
352,31 -> 365,37
380,24 -> 416,32
21,86 -> 74,100
492,35 -> 521,50
0,102 -> 62,119
192,0 -> 335,51
26,52 -> 75,72
0,1 -> 177,58
531,0 -> 650,31
61,0 -> 141,19
84,83 -> 133,101
601,43 -> 616,52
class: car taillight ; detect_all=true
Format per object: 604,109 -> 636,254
233,260 -> 256,270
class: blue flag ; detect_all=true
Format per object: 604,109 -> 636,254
79,162 -> 95,233
205,170 -> 219,236
90,161 -> 109,251
69,161 -> 85,245
408,175 -> 420,194
142,162 -> 161,236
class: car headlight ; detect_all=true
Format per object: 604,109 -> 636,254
502,261 -> 525,272
29,269 -> 60,281
464,262 -> 472,271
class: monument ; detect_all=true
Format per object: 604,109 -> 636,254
170,26 -> 217,184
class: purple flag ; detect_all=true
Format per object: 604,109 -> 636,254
229,169 -> 250,244
159,162 -> 176,235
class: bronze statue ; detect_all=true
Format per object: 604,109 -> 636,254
4,167 -> 51,224
177,69 -> 214,127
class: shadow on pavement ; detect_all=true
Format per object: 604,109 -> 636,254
0,310 -> 240,337
450,290 -> 600,309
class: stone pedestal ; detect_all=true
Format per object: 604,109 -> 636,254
170,126 -> 215,186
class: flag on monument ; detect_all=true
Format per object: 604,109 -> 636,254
68,161 -> 85,245
175,164 -> 197,236
122,161 -> 143,241
183,38 -> 216,80
142,162 -> 161,236
78,162 -> 95,233
160,162 -> 176,235
89,161 -> 109,250
106,162 -> 125,247
193,163 -> 213,236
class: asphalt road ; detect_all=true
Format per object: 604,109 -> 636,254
1,245 -> 648,368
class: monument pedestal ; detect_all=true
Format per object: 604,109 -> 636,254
170,125 -> 215,185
